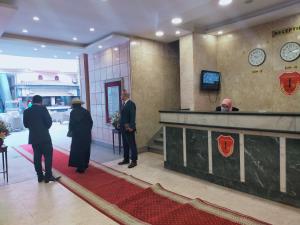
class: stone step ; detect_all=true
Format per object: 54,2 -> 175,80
148,144 -> 163,155
153,137 -> 163,144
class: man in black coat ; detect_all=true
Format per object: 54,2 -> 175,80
118,89 -> 138,168
23,95 -> 59,183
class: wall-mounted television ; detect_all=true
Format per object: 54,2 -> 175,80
200,70 -> 221,91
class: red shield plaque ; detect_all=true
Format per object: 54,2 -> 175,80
217,135 -> 234,158
279,72 -> 300,95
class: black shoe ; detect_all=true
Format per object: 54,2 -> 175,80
38,176 -> 44,183
45,176 -> 61,183
118,160 -> 129,165
76,168 -> 85,173
128,161 -> 137,168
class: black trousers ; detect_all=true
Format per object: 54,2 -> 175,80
121,130 -> 137,162
32,142 -> 53,179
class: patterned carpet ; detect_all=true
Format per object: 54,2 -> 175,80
16,144 -> 270,225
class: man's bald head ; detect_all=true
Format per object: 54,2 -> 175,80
121,89 -> 130,101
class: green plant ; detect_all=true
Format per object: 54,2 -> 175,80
0,120 -> 10,139
111,112 -> 120,129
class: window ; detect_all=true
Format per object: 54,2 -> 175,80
104,81 -> 121,123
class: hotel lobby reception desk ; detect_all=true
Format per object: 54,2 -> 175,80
160,111 -> 300,207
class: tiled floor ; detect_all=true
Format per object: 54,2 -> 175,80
0,123 -> 300,225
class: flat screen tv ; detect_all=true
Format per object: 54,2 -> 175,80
200,70 -> 221,91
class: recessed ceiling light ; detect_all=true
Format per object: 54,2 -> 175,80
0,50 -> 3,53
155,31 -> 164,37
89,27 -> 95,32
75,56 -> 79,59
72,37 -> 77,41
33,48 -> 38,51
217,30 -> 223,35
22,29 -> 28,33
41,44 -> 46,48
114,47 -> 119,51
98,45 -> 103,49
171,17 -> 183,25
53,55 -> 57,58
219,0 -> 233,6
175,30 -> 181,35
130,41 -> 138,46
67,52 -> 71,55
33,16 -> 40,21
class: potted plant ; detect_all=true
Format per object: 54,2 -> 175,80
111,112 -> 120,130
0,120 -> 10,147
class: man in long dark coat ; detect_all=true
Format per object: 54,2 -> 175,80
68,98 -> 93,173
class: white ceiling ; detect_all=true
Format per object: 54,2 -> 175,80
0,0 -> 299,59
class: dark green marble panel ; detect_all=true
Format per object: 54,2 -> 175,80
286,138 -> 300,199
212,132 -> 240,181
166,127 -> 183,166
186,129 -> 208,173
245,135 -> 280,192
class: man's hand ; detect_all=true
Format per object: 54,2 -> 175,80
127,128 -> 134,132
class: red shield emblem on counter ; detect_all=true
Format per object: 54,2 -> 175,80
217,135 -> 234,158
279,72 -> 300,95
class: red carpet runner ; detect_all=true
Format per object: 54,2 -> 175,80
17,144 -> 270,225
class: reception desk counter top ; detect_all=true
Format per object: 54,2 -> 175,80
159,111 -> 300,207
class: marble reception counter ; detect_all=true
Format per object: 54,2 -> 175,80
159,110 -> 300,207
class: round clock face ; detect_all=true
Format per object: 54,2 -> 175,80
280,42 -> 300,62
248,48 -> 266,66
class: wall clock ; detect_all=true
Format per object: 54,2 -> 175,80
248,48 -> 266,66
280,42 -> 300,62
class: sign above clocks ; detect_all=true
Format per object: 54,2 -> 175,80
248,41 -> 300,66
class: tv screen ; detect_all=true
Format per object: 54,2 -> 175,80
200,70 -> 221,91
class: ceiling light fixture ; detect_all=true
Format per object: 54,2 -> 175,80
33,48 -> 38,51
219,0 -> 233,6
89,27 -> 95,32
98,45 -> 103,49
41,44 -> 46,48
72,37 -> 77,41
22,29 -> 28,33
0,50 -> 3,53
67,52 -> 71,55
114,47 -> 119,51
130,41 -> 138,46
33,16 -> 40,21
54,55 -> 57,58
175,30 -> 181,35
217,30 -> 223,35
171,17 -> 182,25
155,31 -> 164,37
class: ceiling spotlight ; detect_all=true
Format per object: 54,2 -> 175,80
0,50 -> 3,53
171,17 -> 182,25
22,29 -> 28,33
219,0 -> 233,6
33,48 -> 38,51
67,52 -> 71,55
98,45 -> 103,49
217,30 -> 223,35
72,37 -> 77,41
130,41 -> 138,46
41,44 -> 46,48
33,16 -> 40,21
53,55 -> 57,58
155,31 -> 164,37
89,27 -> 95,32
175,30 -> 181,35
113,47 -> 119,51
75,56 -> 79,59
